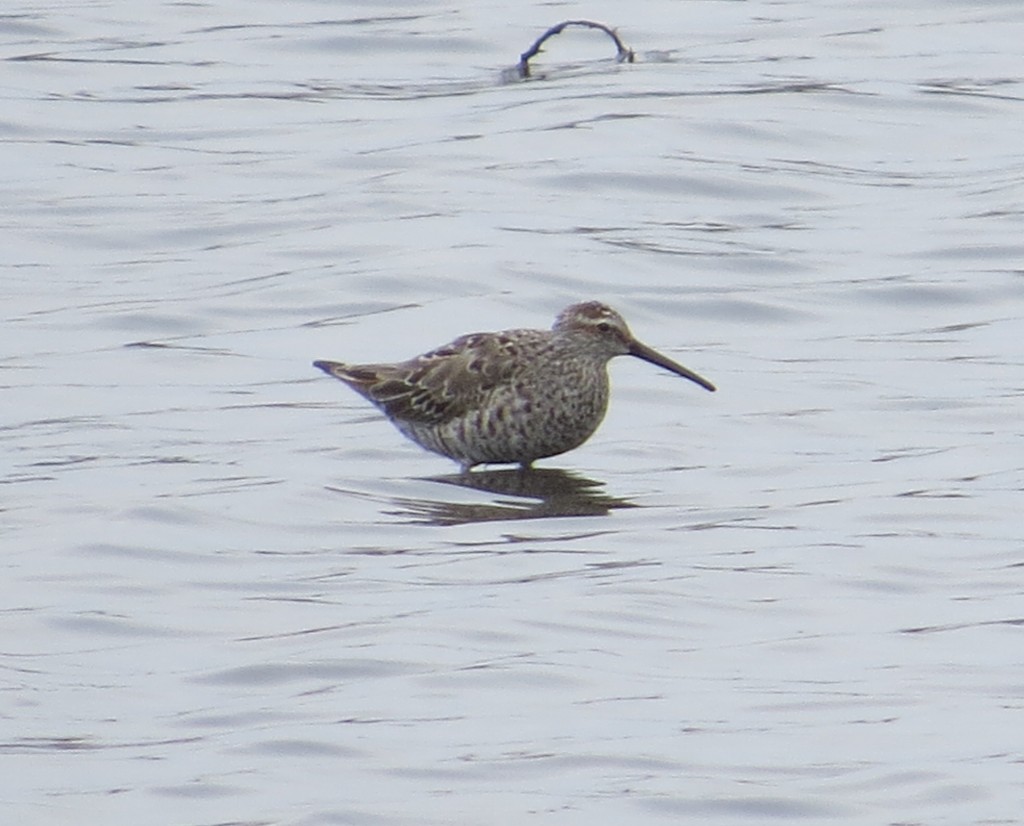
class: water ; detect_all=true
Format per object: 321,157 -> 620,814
3,1 -> 1023,823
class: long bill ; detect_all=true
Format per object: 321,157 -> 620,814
628,340 -> 717,392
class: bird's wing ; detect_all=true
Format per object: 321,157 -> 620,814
331,330 -> 545,424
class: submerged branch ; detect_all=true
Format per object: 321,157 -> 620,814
517,20 -> 635,79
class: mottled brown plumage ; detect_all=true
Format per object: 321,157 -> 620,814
314,302 -> 715,471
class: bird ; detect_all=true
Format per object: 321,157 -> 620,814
313,301 -> 715,471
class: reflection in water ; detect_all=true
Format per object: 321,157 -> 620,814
392,467 -> 636,526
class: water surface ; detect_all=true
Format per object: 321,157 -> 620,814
3,1 -> 1023,824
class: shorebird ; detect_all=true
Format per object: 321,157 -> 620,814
313,301 -> 715,471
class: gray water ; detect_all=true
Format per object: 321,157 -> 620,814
3,1 -> 1023,824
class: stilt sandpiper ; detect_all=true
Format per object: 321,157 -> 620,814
314,301 -> 715,471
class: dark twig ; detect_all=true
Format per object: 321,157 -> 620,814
517,20 -> 635,79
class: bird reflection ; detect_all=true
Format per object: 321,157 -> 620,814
391,467 -> 636,526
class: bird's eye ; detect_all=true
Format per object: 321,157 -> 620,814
596,321 -> 611,333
